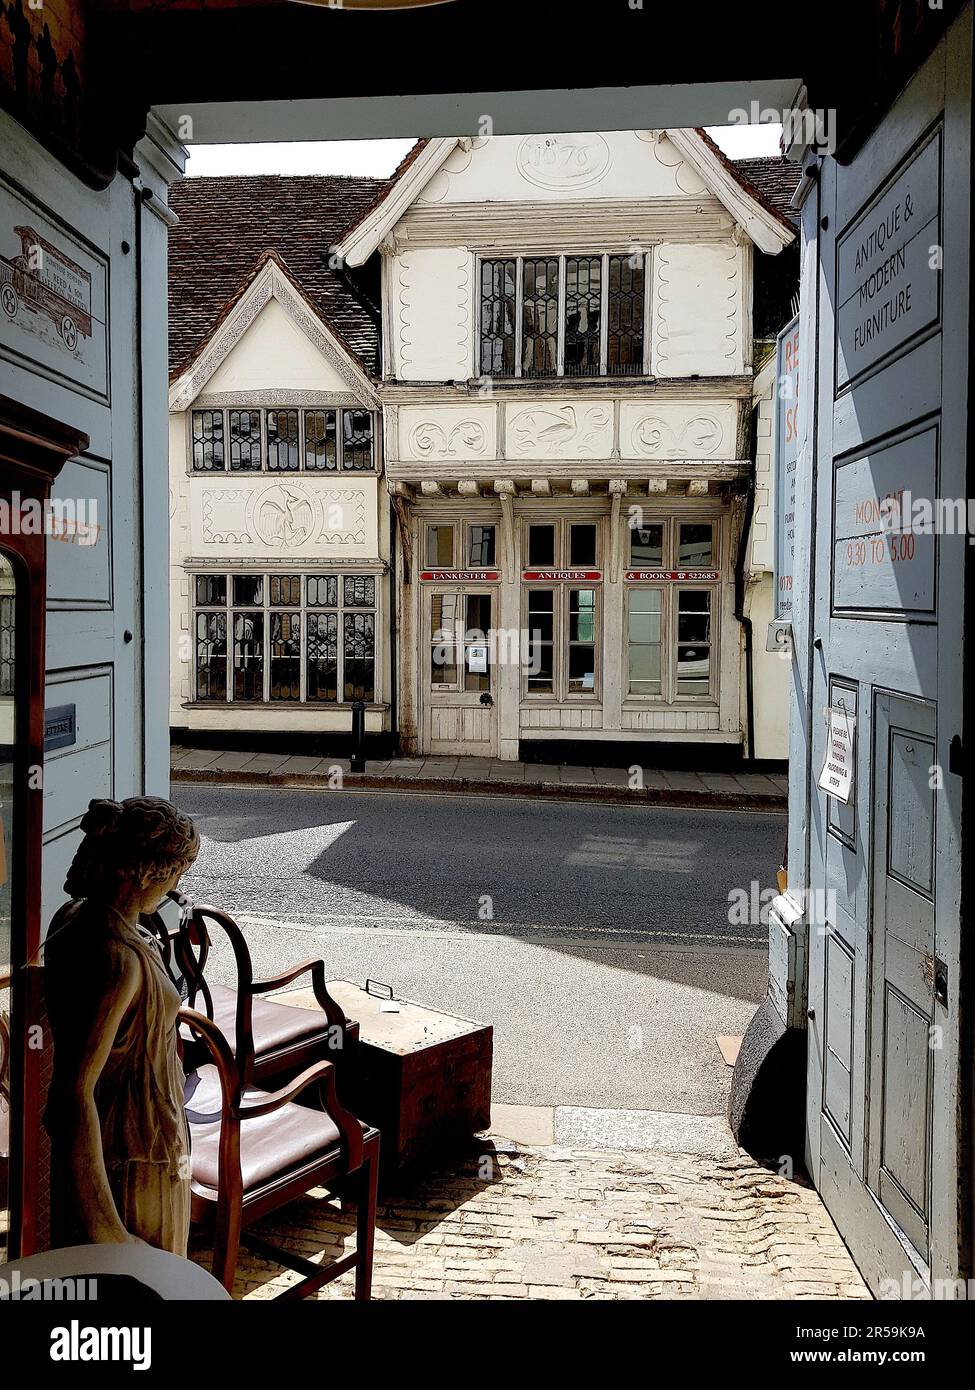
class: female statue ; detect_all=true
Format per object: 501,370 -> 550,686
44,796 -> 200,1254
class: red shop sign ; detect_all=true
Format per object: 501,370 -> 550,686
625,570 -> 721,582
420,569 -> 500,582
522,569 -> 602,582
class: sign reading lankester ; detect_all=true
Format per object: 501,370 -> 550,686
832,425 -> 937,614
774,316 -> 799,619
835,131 -> 941,389
818,705 -> 856,804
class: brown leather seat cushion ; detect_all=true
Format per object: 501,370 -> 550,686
184,1064 -> 342,1197
205,982 -> 334,1058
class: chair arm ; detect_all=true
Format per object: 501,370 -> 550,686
241,1056 -> 365,1172
250,958 -> 350,1033
178,1007 -> 242,1109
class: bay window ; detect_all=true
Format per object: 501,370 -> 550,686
478,252 -> 646,378
193,571 -> 377,704
191,405 -> 375,473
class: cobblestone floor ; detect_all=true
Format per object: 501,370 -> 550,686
191,1141 -> 869,1301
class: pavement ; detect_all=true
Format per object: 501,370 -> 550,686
195,1136 -> 869,1301
174,785 -> 781,1114
171,746 -> 788,810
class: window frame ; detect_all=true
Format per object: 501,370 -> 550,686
423,521 -> 501,573
188,405 -> 377,475
521,580 -> 602,703
191,570 -> 379,705
624,582 -> 719,704
477,251 -> 649,380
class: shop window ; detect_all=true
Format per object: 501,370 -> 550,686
228,409 -> 262,472
568,588 -> 597,691
232,574 -> 262,606
526,589 -> 555,693
195,574 -> 226,606
478,252 -> 646,379
564,256 -> 602,377
307,575 -> 338,607
233,612 -> 264,700
304,409 -> 337,472
678,522 -> 714,568
479,258 -> 517,377
463,593 -> 492,692
528,524 -> 556,567
522,257 -> 560,376
430,592 -> 461,686
468,524 -> 496,567
628,588 -> 662,696
676,590 -> 711,695
630,524 -> 664,567
569,524 -> 597,568
269,574 -> 301,606
307,612 -> 338,702
191,410 -> 224,472
193,570 -> 377,704
426,525 -> 454,568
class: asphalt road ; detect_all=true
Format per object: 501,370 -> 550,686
175,785 -> 783,1116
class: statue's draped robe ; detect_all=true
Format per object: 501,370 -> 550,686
44,900 -> 190,1254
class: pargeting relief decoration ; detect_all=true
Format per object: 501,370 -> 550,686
200,483 -> 367,548
507,404 -> 612,459
516,134 -> 611,192
629,413 -> 725,458
409,419 -> 488,459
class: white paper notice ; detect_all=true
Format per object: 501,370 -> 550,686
819,706 -> 856,803
467,645 -> 488,673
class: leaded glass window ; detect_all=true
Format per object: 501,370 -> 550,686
233,612 -> 263,701
191,410 -> 225,472
196,612 -> 227,701
342,410 -> 373,471
266,410 -> 299,472
564,256 -> 602,376
607,254 -> 645,375
0,593 -> 15,697
269,575 -> 301,606
307,575 -> 338,607
229,409 -> 261,471
195,575 -> 226,606
304,410 -> 337,471
343,612 -> 375,702
270,611 -> 301,700
306,611 -> 338,702
479,258 -> 516,376
344,575 -> 375,608
521,257 -> 559,376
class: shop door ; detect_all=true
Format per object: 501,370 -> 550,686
805,13 -> 968,1293
422,589 -> 497,757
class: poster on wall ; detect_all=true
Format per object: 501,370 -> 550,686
773,315 -> 799,621
818,704 -> 856,804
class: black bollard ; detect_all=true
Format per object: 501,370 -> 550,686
350,698 -> 366,773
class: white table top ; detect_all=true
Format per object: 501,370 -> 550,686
0,1243 -> 231,1300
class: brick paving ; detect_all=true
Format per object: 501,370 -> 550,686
191,1141 -> 868,1301
172,747 -> 787,810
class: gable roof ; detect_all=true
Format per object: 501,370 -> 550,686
168,173 -> 386,379
168,248 -> 380,412
332,130 -> 796,266
732,155 -> 803,225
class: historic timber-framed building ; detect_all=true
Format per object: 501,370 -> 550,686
333,131 -> 799,761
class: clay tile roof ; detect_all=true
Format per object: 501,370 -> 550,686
168,173 -> 387,379
732,155 -> 803,226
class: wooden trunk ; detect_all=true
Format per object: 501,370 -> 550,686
326,981 -> 492,1183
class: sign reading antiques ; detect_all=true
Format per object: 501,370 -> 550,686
522,569 -> 602,582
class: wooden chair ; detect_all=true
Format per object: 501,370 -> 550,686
146,895 -> 359,1098
180,1006 -> 380,1299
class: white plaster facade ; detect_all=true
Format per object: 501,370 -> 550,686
168,256 -> 391,740
331,130 -> 795,761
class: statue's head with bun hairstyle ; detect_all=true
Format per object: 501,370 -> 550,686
64,796 -> 200,902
